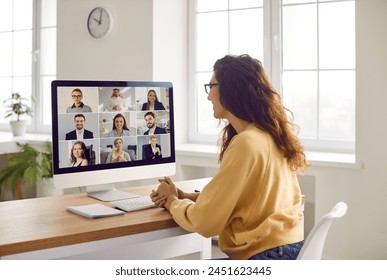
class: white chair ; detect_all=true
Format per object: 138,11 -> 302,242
297,201 -> 348,260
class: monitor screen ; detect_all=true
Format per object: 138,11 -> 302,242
51,80 -> 175,190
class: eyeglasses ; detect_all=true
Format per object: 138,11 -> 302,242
204,83 -> 219,94
72,95 -> 82,98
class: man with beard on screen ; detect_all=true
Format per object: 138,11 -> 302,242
143,112 -> 167,135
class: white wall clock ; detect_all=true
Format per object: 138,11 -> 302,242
87,7 -> 113,39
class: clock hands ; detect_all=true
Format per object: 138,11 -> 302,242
99,8 -> 103,24
91,8 -> 103,25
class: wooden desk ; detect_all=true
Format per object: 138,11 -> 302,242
0,178 -> 212,260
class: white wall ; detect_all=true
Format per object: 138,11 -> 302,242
56,0 -> 387,259
58,0 -> 153,80
306,0 -> 387,260
152,0 -> 188,144
342,0 -> 387,259
57,0 -> 188,145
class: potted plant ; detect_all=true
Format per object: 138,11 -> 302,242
2,92 -> 34,136
0,142 -> 53,200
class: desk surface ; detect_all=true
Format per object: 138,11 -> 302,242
0,178 -> 211,257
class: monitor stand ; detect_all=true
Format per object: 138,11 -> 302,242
86,183 -> 140,202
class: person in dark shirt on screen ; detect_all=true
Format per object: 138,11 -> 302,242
141,89 -> 166,111
70,141 -> 89,167
143,112 -> 167,135
66,88 -> 92,113
143,135 -> 162,160
65,114 -> 94,140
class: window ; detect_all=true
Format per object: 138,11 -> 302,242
281,0 -> 355,152
189,0 -> 355,153
0,0 -> 56,133
189,0 -> 264,141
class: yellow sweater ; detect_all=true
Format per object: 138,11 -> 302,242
170,125 -> 304,259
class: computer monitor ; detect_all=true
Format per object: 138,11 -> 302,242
51,80 -> 175,200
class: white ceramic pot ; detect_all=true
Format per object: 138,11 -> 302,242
10,120 -> 27,136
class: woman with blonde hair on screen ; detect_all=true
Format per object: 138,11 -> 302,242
106,138 -> 131,163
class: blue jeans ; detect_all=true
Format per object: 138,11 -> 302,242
248,240 -> 304,260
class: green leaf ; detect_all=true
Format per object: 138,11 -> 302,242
0,142 -> 52,199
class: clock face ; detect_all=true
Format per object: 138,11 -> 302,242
87,7 -> 112,39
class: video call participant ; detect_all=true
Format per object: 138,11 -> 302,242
106,138 -> 131,163
150,54 -> 308,260
143,112 -> 167,135
66,88 -> 92,113
107,113 -> 132,137
106,88 -> 126,112
65,114 -> 94,140
141,89 -> 166,111
70,141 -> 89,167
143,135 -> 162,160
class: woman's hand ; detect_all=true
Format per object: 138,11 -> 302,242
158,177 -> 187,199
150,177 -> 200,209
150,190 -> 166,208
150,177 -> 179,211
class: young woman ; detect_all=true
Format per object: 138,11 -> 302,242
150,54 -> 309,260
70,141 -> 89,167
106,138 -> 131,163
141,89 -> 166,111
107,113 -> 132,137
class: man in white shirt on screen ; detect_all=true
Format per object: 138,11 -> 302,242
106,88 -> 126,111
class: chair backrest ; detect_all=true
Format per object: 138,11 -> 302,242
85,144 -> 95,166
127,145 -> 137,159
297,201 -> 348,260
127,149 -> 136,161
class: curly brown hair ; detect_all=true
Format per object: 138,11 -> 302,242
213,54 -> 308,171
70,141 -> 87,165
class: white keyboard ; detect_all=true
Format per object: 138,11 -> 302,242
112,196 -> 155,212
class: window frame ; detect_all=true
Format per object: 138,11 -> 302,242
0,0 -> 56,134
188,0 -> 356,153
